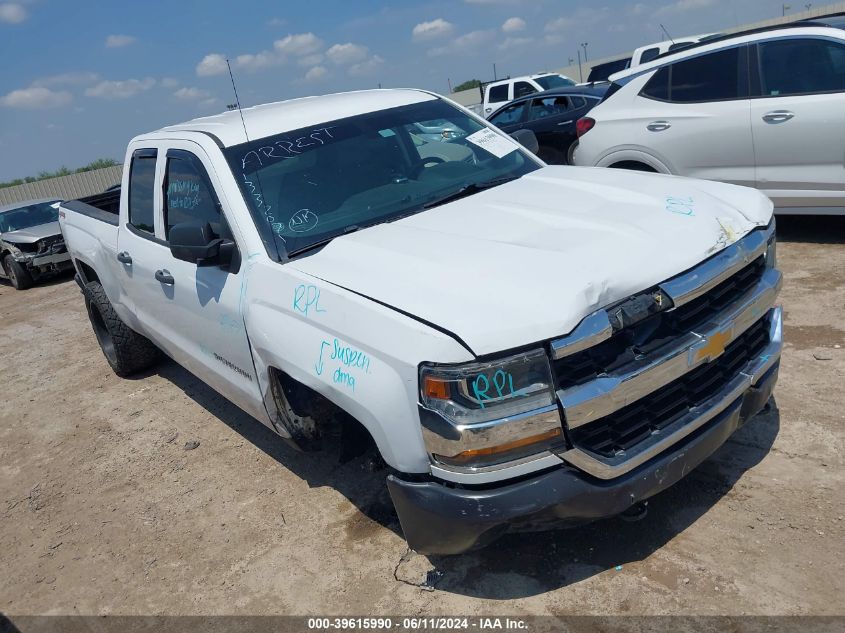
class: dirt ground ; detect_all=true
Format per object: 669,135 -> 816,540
1,217 -> 843,616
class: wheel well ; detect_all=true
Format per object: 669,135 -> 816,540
268,367 -> 377,461
76,260 -> 99,284
608,160 -> 657,172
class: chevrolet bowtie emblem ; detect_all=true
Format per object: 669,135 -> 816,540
693,327 -> 733,364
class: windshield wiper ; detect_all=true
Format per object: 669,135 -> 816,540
285,224 -> 363,258
422,175 -> 521,210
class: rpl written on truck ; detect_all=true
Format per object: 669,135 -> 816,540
59,88 -> 782,554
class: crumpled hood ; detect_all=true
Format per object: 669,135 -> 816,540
1,221 -> 62,244
292,166 -> 773,356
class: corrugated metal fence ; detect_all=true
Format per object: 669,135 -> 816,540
0,166 -> 123,206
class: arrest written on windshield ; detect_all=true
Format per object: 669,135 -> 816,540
223,99 -> 541,259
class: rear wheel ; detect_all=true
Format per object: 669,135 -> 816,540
609,160 -> 657,173
83,281 -> 160,377
566,141 -> 578,166
3,254 -> 33,290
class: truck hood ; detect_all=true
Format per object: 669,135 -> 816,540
291,166 -> 773,357
1,221 -> 62,244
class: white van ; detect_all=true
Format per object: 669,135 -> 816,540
482,73 -> 575,116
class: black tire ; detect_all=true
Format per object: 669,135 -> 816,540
566,141 -> 578,166
83,281 -> 160,377
3,254 -> 34,290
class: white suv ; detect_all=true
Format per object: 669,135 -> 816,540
574,24 -> 845,215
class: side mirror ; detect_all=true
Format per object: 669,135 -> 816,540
169,222 -> 227,266
510,129 -> 539,155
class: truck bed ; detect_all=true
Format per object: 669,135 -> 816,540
61,188 -> 120,226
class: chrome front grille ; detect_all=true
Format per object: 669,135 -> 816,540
666,256 -> 765,332
569,316 -> 770,458
552,255 -> 766,392
549,222 -> 781,480
37,236 -> 66,255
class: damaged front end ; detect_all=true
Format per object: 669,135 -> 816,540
2,235 -> 72,281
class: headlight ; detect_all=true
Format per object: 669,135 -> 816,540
421,349 -> 555,423
419,349 -> 563,469
765,226 -> 777,270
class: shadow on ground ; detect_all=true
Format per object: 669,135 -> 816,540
0,269 -> 75,290
776,215 -> 844,244
149,355 -> 780,599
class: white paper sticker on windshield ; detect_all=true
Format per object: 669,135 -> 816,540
465,128 -> 518,159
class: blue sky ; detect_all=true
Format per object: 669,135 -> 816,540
0,0 -> 804,181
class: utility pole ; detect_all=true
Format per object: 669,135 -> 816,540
782,4 -> 791,16
581,42 -> 589,62
447,78 -> 452,93
493,63 -> 497,81
577,50 -> 583,83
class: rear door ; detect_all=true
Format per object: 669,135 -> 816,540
634,44 -> 755,186
750,36 -> 845,211
116,146 -> 169,335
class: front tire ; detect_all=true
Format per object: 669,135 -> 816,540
83,281 -> 160,377
3,254 -> 34,290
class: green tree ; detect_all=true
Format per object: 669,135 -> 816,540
453,79 -> 481,92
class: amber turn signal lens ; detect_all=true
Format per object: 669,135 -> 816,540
437,427 -> 563,465
423,376 -> 451,400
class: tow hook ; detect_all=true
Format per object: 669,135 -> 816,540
620,501 -> 648,522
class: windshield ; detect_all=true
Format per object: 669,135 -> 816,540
0,201 -> 59,233
534,75 -> 576,90
223,98 -> 540,258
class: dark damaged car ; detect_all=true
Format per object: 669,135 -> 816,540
1,199 -> 73,290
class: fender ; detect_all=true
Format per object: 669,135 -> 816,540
594,147 -> 673,174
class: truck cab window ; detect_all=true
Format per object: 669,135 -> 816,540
488,84 -> 509,103
128,149 -> 157,233
514,81 -> 537,98
164,151 -> 223,239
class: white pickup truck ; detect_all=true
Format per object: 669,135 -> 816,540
60,89 -> 782,554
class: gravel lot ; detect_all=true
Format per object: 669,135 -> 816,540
1,217 -> 843,616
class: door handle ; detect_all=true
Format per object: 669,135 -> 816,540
155,269 -> 174,286
762,110 -> 794,124
116,251 -> 132,265
557,120 -> 574,126
647,120 -> 671,132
